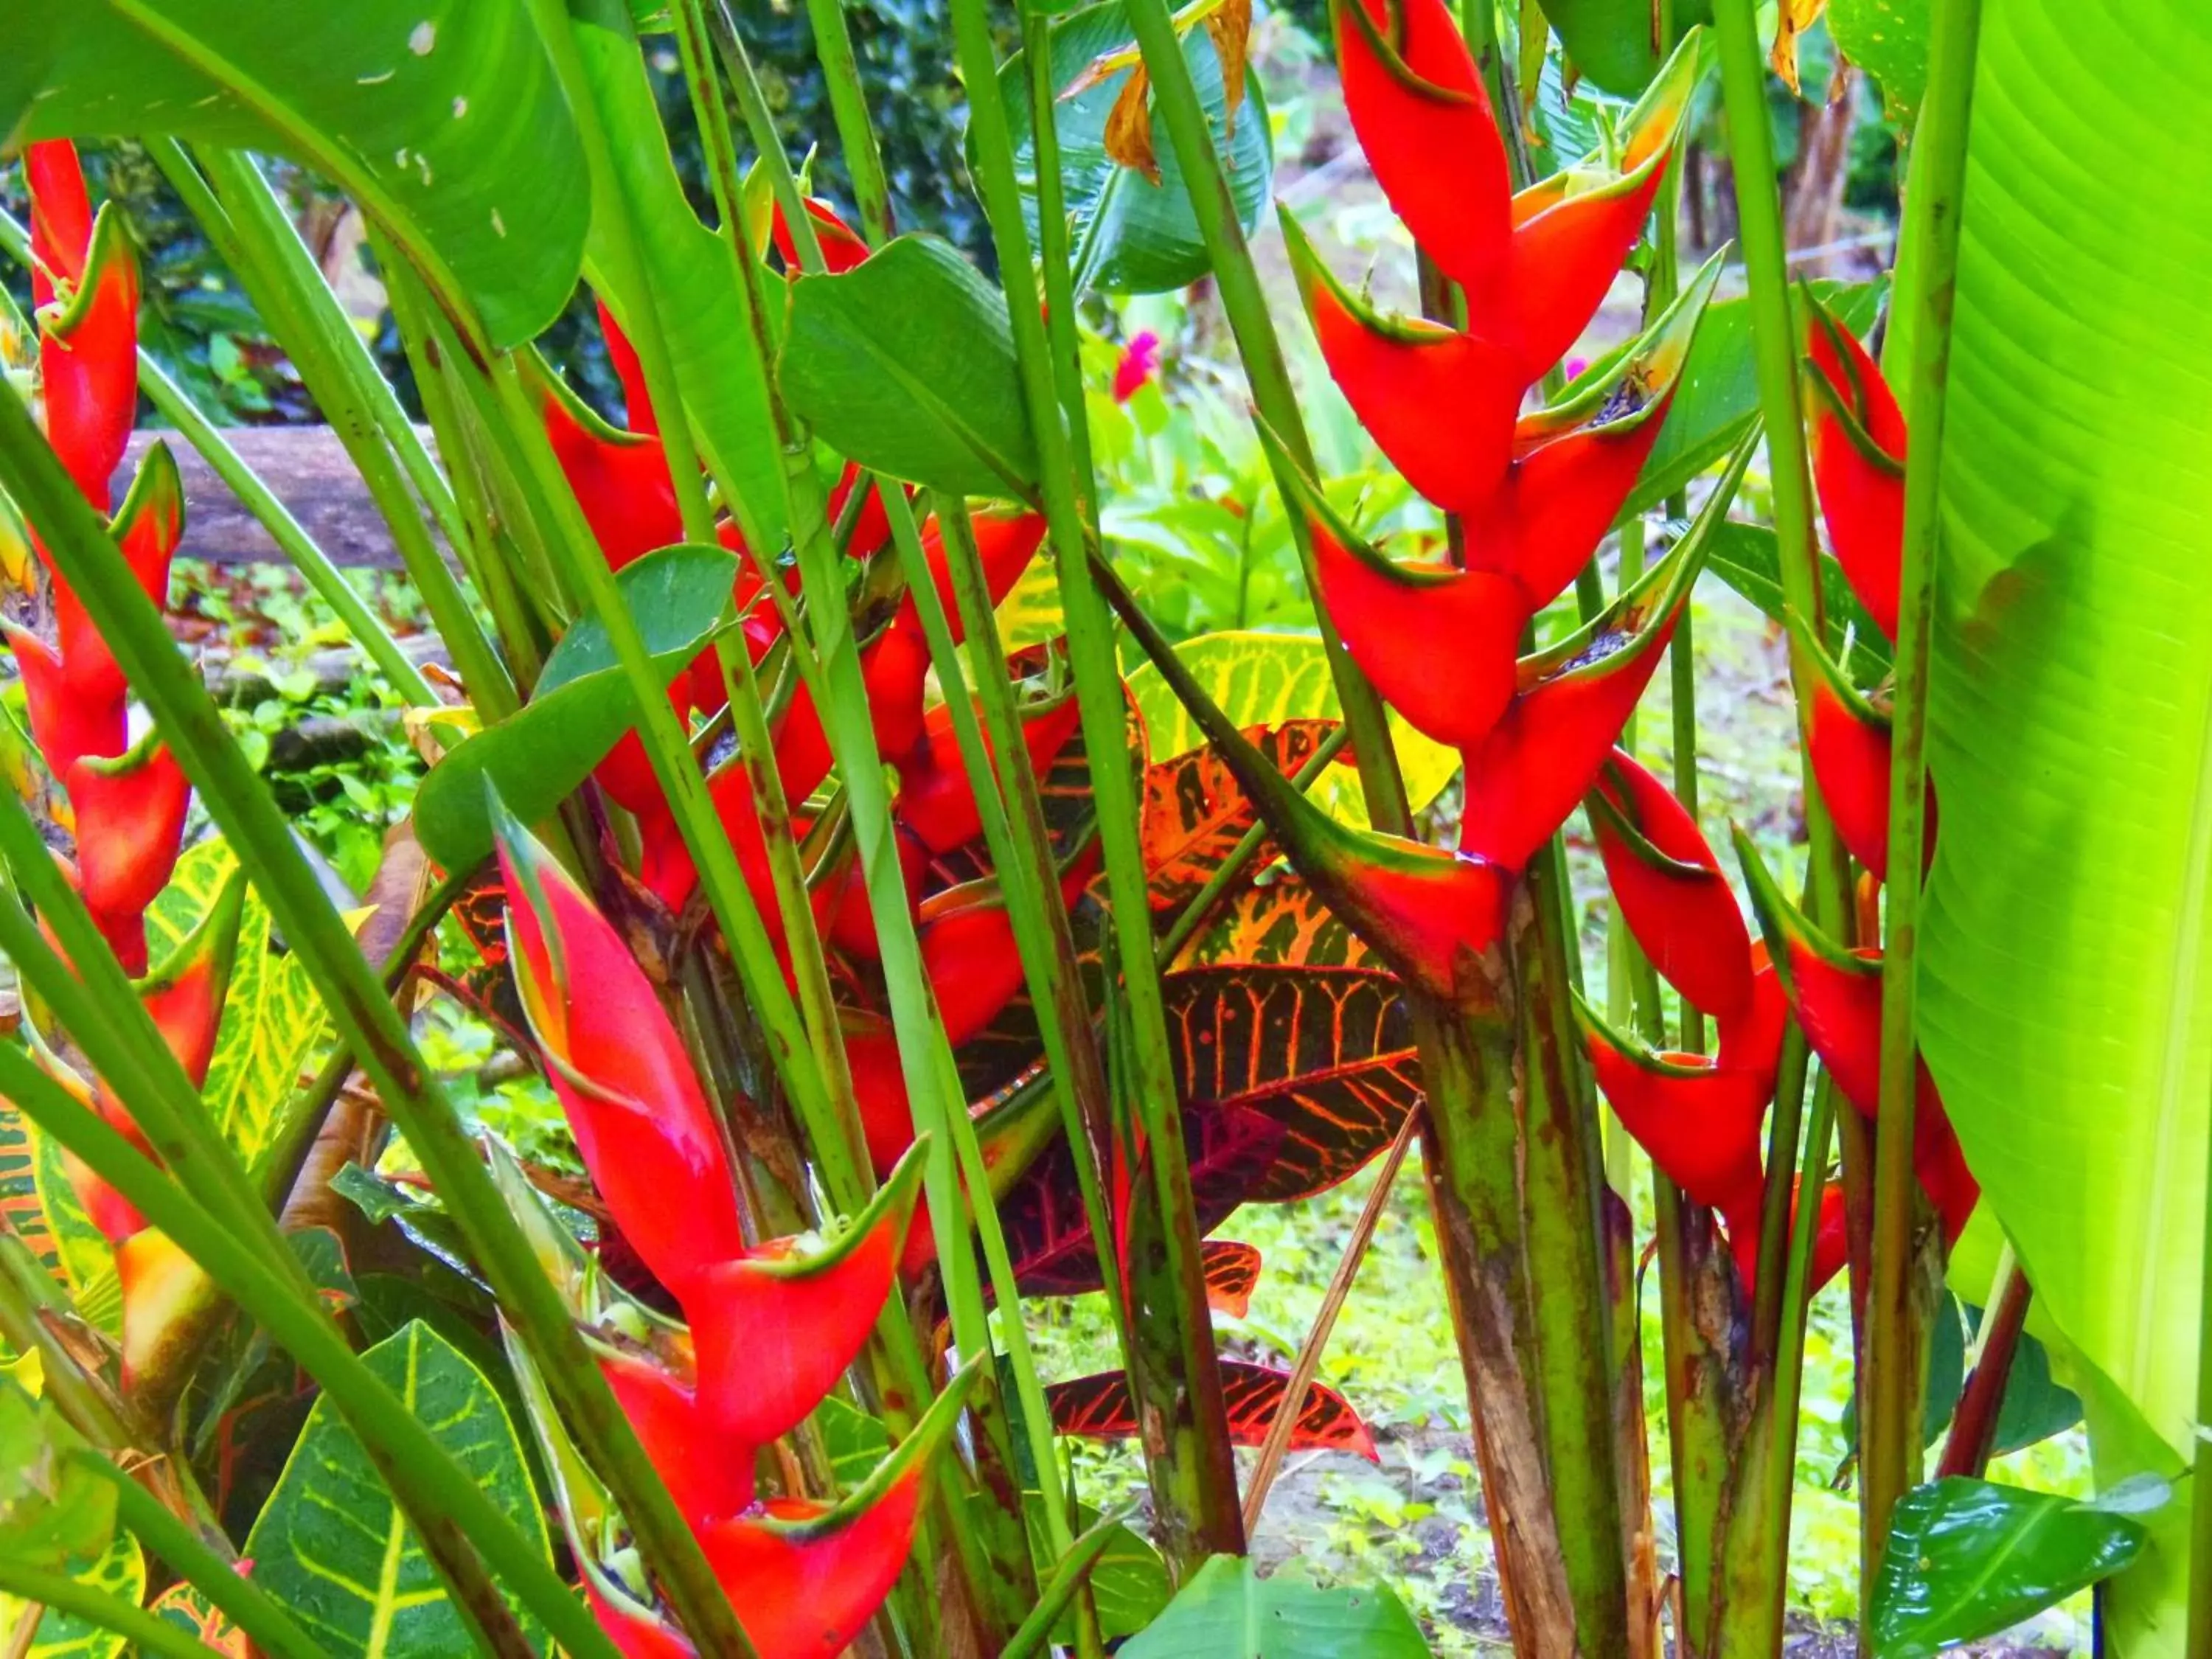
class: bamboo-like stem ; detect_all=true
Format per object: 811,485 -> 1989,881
1935,1259 -> 2027,1480
949,0 -> 1245,1570
0,1052 -> 589,1659
156,143 -> 518,724
1864,0 -> 1982,1578
82,1454 -> 335,1659
800,0 -> 894,242
1242,1110 -> 1418,1532
0,380 -> 742,1659
1707,0 -> 1852,1377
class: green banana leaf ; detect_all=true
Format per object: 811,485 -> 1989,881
1917,1 -> 2212,1650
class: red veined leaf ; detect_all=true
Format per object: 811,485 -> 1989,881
1202,1239 -> 1262,1317
1165,964 -> 1420,1203
69,734 -> 192,961
1140,719 -> 1339,913
495,801 -> 749,1290
1279,211 -> 1519,517
1169,873 -> 1383,973
1804,292 -> 1905,641
1048,1359 -> 1379,1461
1332,0 -> 1512,305
1459,504 -> 1706,872
1589,747 -> 1755,1022
147,1585 -> 248,1658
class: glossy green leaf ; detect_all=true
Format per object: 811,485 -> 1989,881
1703,521 -> 1892,685
1119,1555 -> 1430,1658
0,1533 -> 143,1659
0,1 -> 585,348
1122,630 -> 1455,830
243,1319 -> 549,1658
1629,279 -> 1885,518
412,542 -> 734,869
1021,1498 -> 1170,1641
568,0 -> 789,543
995,0 -> 1272,294
1868,1477 -> 2153,1658
1542,0 -> 1713,96
1829,0 -> 1930,120
779,234 -> 1038,498
1916,4 -> 2212,1648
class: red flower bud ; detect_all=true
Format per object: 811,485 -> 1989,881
535,355 -> 681,573
33,176 -> 139,513
1804,296 -> 1906,641
1790,611 -> 1935,886
596,1344 -> 758,1528
69,734 -> 191,963
771,197 -> 874,274
894,688 -> 1085,856
1579,998 -> 1768,1213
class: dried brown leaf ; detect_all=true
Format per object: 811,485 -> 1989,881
1105,65 -> 1161,184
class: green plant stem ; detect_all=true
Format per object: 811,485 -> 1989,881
0,1562 -> 248,1659
156,142 -> 518,724
0,378 -> 737,1659
1935,1257 -> 2027,1480
80,1453 -> 335,1659
1708,0 -> 1851,1375
1864,0 -> 1983,1579
951,0 -> 1245,1570
0,1051 -> 580,1659
0,1237 -> 135,1455
2197,1077 -> 2212,1655
799,0 -> 894,243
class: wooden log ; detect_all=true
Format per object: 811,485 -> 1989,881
116,425 -> 447,571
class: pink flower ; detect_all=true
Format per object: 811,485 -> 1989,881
1113,330 -> 1161,402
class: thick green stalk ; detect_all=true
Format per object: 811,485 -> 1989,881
1863,0 -> 1983,1579
159,142 -> 518,723
799,0 -> 894,243
1708,0 -> 1852,1385
0,383 -> 747,1659
0,1052 -> 588,1659
81,1454 -> 335,1659
2197,1076 -> 2212,1652
950,0 -> 1245,1568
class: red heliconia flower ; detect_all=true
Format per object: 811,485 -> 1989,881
4,621 -> 125,785
771,196 -> 874,274
1579,1000 -> 1768,1212
597,296 -> 657,437
686,1152 -> 922,1447
1724,1177 -> 1849,1302
1589,750 -> 1755,1023
69,734 -> 192,961
1457,520 -> 1713,872
31,156 -> 139,515
894,688 -> 1084,856
495,802 -> 751,1292
535,352 -> 683,574
1737,832 -> 1978,1239
1804,296 -> 1906,644
597,1344 -> 759,1527
1788,611 -> 1935,887
823,824 -> 930,964
52,444 -> 184,709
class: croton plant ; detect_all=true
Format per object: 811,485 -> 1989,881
0,0 -> 2203,1655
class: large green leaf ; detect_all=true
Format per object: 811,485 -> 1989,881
1122,630 -> 1455,830
1868,1477 -> 2155,1658
1119,1555 -> 1430,1658
568,0 -> 789,546
411,541 -> 736,869
1629,279 -> 1885,518
1703,522 -> 1893,686
996,0 -> 1272,294
1916,4 -> 2212,1650
244,1319 -> 549,1658
1829,0 -> 1930,119
0,1 -> 586,347
779,235 -> 1038,498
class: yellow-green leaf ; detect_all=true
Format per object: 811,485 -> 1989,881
0,1532 -> 142,1659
